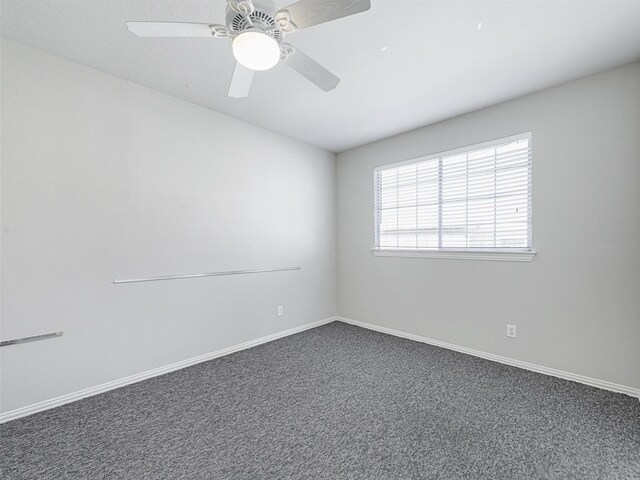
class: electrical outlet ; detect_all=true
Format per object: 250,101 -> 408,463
507,324 -> 517,338
277,306 -> 283,317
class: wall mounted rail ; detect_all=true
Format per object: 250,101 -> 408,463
113,266 -> 301,284
0,332 -> 64,347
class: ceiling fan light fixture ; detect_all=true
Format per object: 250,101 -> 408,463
232,29 -> 280,71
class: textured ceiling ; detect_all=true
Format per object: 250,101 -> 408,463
2,0 -> 640,152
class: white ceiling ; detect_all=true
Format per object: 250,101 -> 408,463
2,0 -> 640,152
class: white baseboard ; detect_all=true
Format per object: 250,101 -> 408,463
0,316 -> 338,424
4,315 -> 637,423
337,316 -> 640,399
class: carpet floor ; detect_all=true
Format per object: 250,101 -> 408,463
1,322 -> 639,479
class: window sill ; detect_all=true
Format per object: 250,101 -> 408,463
371,249 -> 536,263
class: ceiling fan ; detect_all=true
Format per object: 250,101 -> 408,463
127,0 -> 371,98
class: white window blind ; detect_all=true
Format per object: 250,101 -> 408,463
374,133 -> 532,252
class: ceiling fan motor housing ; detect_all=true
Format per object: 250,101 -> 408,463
226,0 -> 284,41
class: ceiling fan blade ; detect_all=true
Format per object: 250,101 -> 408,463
275,0 -> 370,32
126,22 -> 215,37
228,62 -> 255,98
281,44 -> 340,92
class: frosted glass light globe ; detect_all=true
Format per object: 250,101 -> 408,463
232,30 -> 280,71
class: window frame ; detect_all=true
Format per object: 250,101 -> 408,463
372,132 -> 536,262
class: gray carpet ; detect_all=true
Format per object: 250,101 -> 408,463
1,322 -> 639,479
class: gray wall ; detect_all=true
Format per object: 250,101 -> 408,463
0,40 -> 337,413
2,38 -> 639,415
337,62 -> 640,390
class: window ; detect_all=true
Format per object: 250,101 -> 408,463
374,133 -> 533,261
